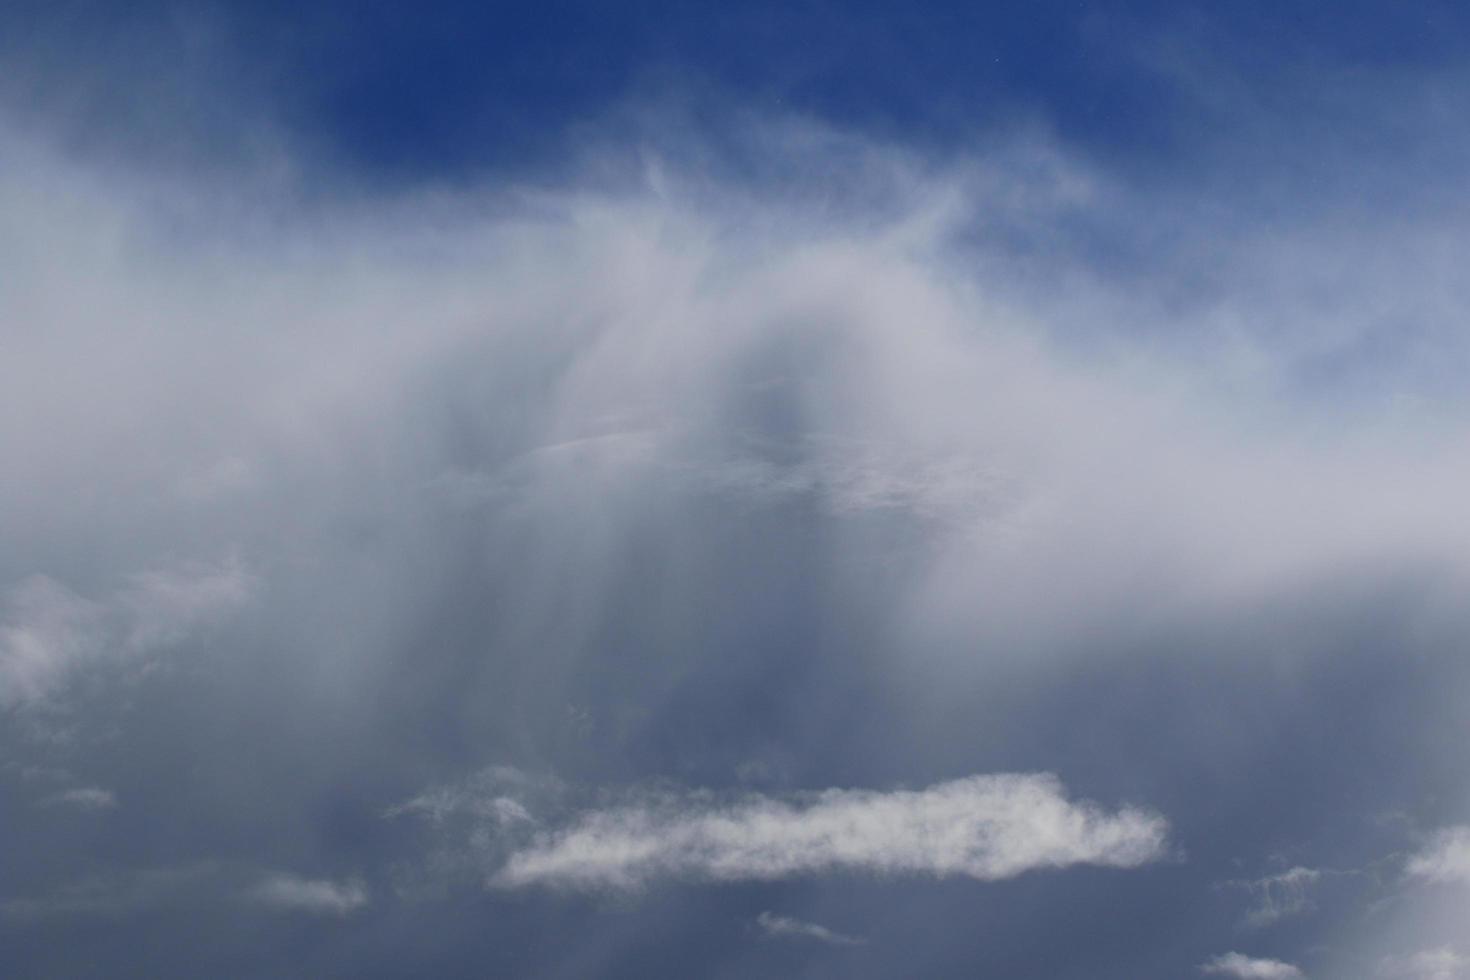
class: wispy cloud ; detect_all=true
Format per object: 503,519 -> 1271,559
9,48 -> 1470,977
755,910 -> 865,946
40,786 -> 117,811
116,559 -> 253,653
244,873 -> 369,916
1222,866 -> 1323,927
1201,952 -> 1304,979
0,559 -> 251,711
2,865 -> 366,919
489,773 -> 1167,892
383,766 -> 546,826
0,576 -> 104,710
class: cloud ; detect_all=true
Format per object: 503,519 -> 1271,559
755,910 -> 865,946
1201,952 -> 1304,979
0,559 -> 250,711
490,773 -> 1167,892
1223,866 -> 1322,927
9,54 -> 1470,976
7,99 -> 1470,732
116,558 -> 253,653
384,766 -> 547,826
0,576 -> 103,710
1406,828 -> 1470,884
3,865 -> 366,919
1380,948 -> 1470,980
1315,832 -> 1470,980
243,873 -> 369,916
40,787 -> 117,811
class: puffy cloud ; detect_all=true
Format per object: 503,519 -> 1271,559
1201,952 -> 1304,979
755,911 -> 865,946
490,773 -> 1167,892
1406,828 -> 1470,884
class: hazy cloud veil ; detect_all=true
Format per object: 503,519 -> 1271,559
5,4 -> 1470,977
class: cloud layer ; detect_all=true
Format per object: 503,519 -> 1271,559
8,26 -> 1470,975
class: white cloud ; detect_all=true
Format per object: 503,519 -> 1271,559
1406,827 -> 1470,884
1320,833 -> 1470,980
244,873 -> 369,916
7,103 -> 1470,717
755,911 -> 865,946
490,773 -> 1167,892
1201,952 -> 1305,979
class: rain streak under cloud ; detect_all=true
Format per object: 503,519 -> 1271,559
6,2 -> 1470,977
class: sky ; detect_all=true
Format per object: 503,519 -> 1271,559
5,2 -> 1470,978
